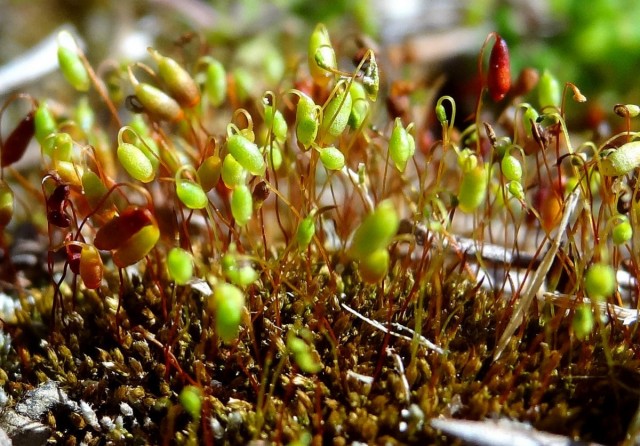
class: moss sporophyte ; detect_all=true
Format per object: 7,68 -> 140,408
0,20 -> 639,444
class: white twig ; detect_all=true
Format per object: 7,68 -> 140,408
542,292 -> 640,326
387,347 -> 411,404
494,187 -> 580,360
341,302 -> 445,354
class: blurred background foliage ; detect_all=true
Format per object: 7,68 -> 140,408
2,0 -> 640,115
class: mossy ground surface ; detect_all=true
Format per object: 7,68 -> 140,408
2,257 -> 637,444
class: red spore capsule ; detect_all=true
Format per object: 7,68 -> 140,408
487,35 -> 511,102
2,111 -> 35,167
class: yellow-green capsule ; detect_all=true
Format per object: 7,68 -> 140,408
264,103 -> 288,143
572,303 -> 594,340
230,184 -> 253,226
135,82 -> 184,123
113,223 -> 160,268
176,178 -> 208,210
117,142 -> 155,183
296,217 -> 315,250
204,58 -> 227,107
321,83 -> 352,139
612,217 -> 633,245
75,96 -> 95,134
348,199 -> 399,260
501,154 -> 522,181
507,180 -> 525,200
287,332 -> 322,374
197,155 -> 222,192
43,132 -> 73,162
348,81 -> 369,129
167,247 -> 194,285
129,67 -> 183,122
57,31 -> 90,92
226,134 -> 265,176
210,282 -> 245,343
148,48 -> 200,108
0,181 -> 14,228
435,103 -> 448,125
600,141 -> 640,176
179,386 -> 202,419
308,24 -> 336,86
82,170 -> 114,214
523,106 -> 539,138
296,93 -> 320,149
226,264 -> 258,288
233,68 -> 254,103
538,70 -> 561,110
221,154 -> 247,189
319,146 -> 345,171
584,263 -> 616,302
127,118 -> 160,172
358,248 -> 390,284
266,143 -> 283,171
34,103 -> 57,145
79,243 -> 103,289
458,165 -> 488,213
388,118 -> 415,173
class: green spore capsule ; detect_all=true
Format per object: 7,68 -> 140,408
296,217 -> 315,250
227,265 -> 258,288
43,132 -> 73,162
572,303 -> 594,340
612,218 -> 633,245
0,181 -> 14,228
295,93 -> 320,149
129,67 -> 183,122
349,199 -> 399,260
221,154 -> 247,189
538,69 -> 561,110
308,23 -> 336,87
457,165 -> 488,213
204,58 -> 227,107
523,106 -> 539,138
358,248 -> 390,284
507,181 -> 525,200
148,47 -> 200,108
388,118 -> 415,173
319,146 -> 345,171
264,104 -> 288,143
226,134 -> 265,176
231,184 -> 253,226
266,143 -> 283,171
176,178 -> 208,210
501,154 -> 522,181
584,263 -> 616,302
321,83 -> 352,139
57,31 -> 89,92
287,332 -> 322,374
210,282 -> 245,343
34,103 -> 57,145
179,386 -> 202,420
167,247 -> 194,285
436,103 -> 448,124
348,81 -> 369,129
117,142 -> 155,183
81,170 -> 112,213
600,141 -> 640,177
